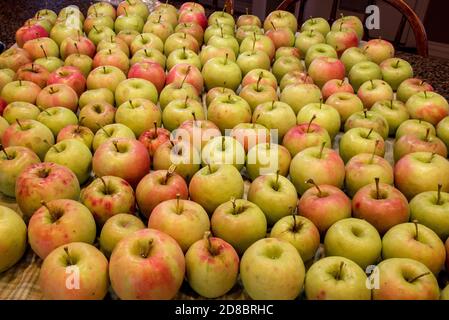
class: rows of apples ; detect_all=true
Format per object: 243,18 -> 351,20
0,0 -> 449,300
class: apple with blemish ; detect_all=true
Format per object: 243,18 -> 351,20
37,106 -> 78,136
406,91 -> 449,126
138,123 -> 171,158
36,84 -> 78,112
57,124 -> 94,149
397,78 -> 434,103
3,102 -> 40,124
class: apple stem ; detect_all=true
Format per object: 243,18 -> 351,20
363,109 -> 368,118
271,21 -> 276,30
256,73 -> 262,92
164,165 -> 176,184
221,136 -> 226,151
395,59 -> 400,68
306,115 -> 317,133
97,123 -> 111,137
0,144 -> 11,160
366,128 -> 374,139
191,111 -> 197,122
424,91 -> 428,99
306,178 -> 322,197
220,25 -> 224,38
93,25 -> 99,33
18,79 -> 22,87
370,79 -> 374,89
230,197 -> 237,215
375,177 -> 380,200
319,141 -> 326,159
419,80 -> 425,86
158,15 -> 162,23
224,53 -> 228,65
204,231 -> 218,256
389,100 -> 393,109
175,193 -> 181,214
93,4 -> 98,16
408,272 -> 430,283
339,22 -> 343,32
16,119 -> 24,130
129,100 -> 134,108
274,170 -> 280,191
335,261 -> 344,280
41,200 -> 58,222
425,128 -> 430,142
112,140 -> 120,152
370,140 -> 380,164
246,8 -> 249,15
153,121 -> 158,135
437,184 -> 442,205
140,239 -> 154,259
180,66 -> 191,88
64,247 -> 74,266
184,95 -> 189,108
413,219 -> 419,240
290,210 -> 300,233
124,7 -> 128,17
98,176 -> 109,194
74,42 -> 79,54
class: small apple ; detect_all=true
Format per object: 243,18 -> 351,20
397,78 -> 434,103
242,69 -> 278,90
47,66 -> 86,96
264,10 -> 298,33
159,82 -> 200,110
36,83 -> 78,112
236,50 -> 271,76
282,120 -> 331,157
64,54 -> 93,78
116,98 -> 161,137
202,55 -> 242,91
339,127 -> 385,163
304,43 -> 338,68
357,79 -> 394,109
93,48 -> 130,74
138,124 -> 171,158
37,106 -> 79,136
86,65 -> 127,92
280,83 -> 322,114
164,32 -> 199,56
131,47 -> 166,69
239,80 -> 278,112
240,34 -> 275,61
344,110 -> 389,139
162,97 -> 204,132
272,56 -> 304,83
166,48 -> 201,71
406,91 -> 449,126
79,102 -> 116,134
362,38 -> 395,64
380,58 -> 414,91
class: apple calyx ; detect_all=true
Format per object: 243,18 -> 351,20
48,86 -> 57,94
175,193 -> 183,215
369,140 -> 380,164
335,261 -> 345,281
436,184 -> 443,205
306,114 -> 317,133
306,178 -> 323,197
407,272 -> 430,283
64,247 -> 74,266
140,239 -> 154,259
204,231 -> 218,256
179,65 -> 191,88
0,144 -> 11,160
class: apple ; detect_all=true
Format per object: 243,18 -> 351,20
138,124 -> 171,158
149,8 -> 178,29
84,13 -> 115,34
325,25 -> 358,56
380,58 -> 414,91
202,55 -> 242,91
50,24 -> 81,47
295,30 -> 325,59
88,2 -> 116,19
240,34 -> 275,61
58,5 -> 85,22
64,54 -> 93,78
1,80 -> 41,105
79,102 -> 116,134
208,94 -> 251,134
60,35 -> 96,60
162,97 -> 204,132
86,66 -> 127,92
166,63 -> 203,94
252,101 -> 296,141
230,123 -> 270,152
396,119 -> 436,139
26,16 -> 53,34
321,79 -> 354,100
208,33 -> 239,57
409,185 -> 449,240
290,144 -> 345,194
206,86 -> 236,106
298,181 -> 351,234
264,10 -> 298,33
357,79 -> 394,109
266,24 -> 295,49
15,24 -> 49,48
279,70 -> 313,91
240,238 -> 305,300
28,199 -> 96,259
271,214 -> 320,262
301,17 -> 330,37
116,98 -> 161,137
204,23 -> 234,44
235,25 -> 263,44
93,48 -> 130,74
109,228 -> 185,300
304,256 -> 371,300
144,16 -> 174,43
36,84 -> 78,112
304,43 -> 338,68
189,164 -> 244,215
371,100 -> 409,136
39,242 -> 109,300
272,56 -> 304,83
372,258 -> 439,300
362,38 -> 395,64
130,33 -> 164,56
3,101 -> 40,124
332,15 -> 364,40
297,102 -> 341,139
239,81 -> 277,112
97,36 -> 130,56
340,47 -> 370,74
114,13 -> 144,34
115,78 -> 158,106
0,115 -> 8,139
152,140 -> 200,181
236,51 -> 271,76
208,11 -> 235,29
282,120 -> 331,157
339,127 -> 385,163
0,146 -> 40,197
117,0 -> 149,20
88,25 -> 116,46
23,37 -> 59,60
92,123 -> 136,151
280,83 -> 322,114
93,138 -> 150,187
275,46 -> 301,60
0,68 -> 15,93
2,119 -> 55,160
0,47 -> 32,72
37,106 -> 78,136
348,61 -> 382,92
179,8 -> 207,30
131,48 -> 166,69
352,178 -> 410,234
237,10 -> 261,28
0,206 -> 27,273
47,66 -> 86,96
437,116 -> 449,149
166,48 -> 201,71
242,69 -> 278,90
382,221 -> 446,274
175,22 -> 204,45
199,45 -> 235,66
397,78 -> 434,103
99,214 -> 145,257
164,32 -> 199,56
201,136 -> 245,171
406,91 -> 449,126
79,88 -> 114,110
35,9 -> 58,24
136,169 -> 188,219
246,142 -> 291,180
174,119 -> 221,150
186,232 -> 239,298
344,110 -> 389,139
57,124 -> 94,149
394,129 -> 447,161
345,151 -> 394,197
159,82 -> 200,110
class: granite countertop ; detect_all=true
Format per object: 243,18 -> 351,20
0,0 -> 448,100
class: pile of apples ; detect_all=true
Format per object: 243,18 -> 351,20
1,0 -> 449,300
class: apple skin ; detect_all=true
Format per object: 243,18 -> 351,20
0,206 -> 27,273
0,47 -> 32,72
116,98 -> 161,137
357,79 -> 394,109
57,124 -> 94,150
237,14 -> 262,28
3,101 -> 40,124
199,45 -> 235,66
136,170 -> 189,219
16,24 -> 49,48
117,0 -> 149,20
189,164 -> 244,215
208,11 -> 235,29
39,242 -> 109,300
202,56 -> 242,92
362,39 -> 395,64
380,58 -> 414,91
371,100 -> 410,136
325,27 -> 359,56
15,63 -> 50,89
230,123 -> 270,152
304,256 -> 371,300
28,199 -> 96,259
34,56 -> 64,73
1,80 -> 41,105
290,146 -> 345,195
297,102 -> 341,139
348,61 -> 382,92
339,127 -> 385,163
409,190 -> 449,240
23,36 -> 59,60
93,48 -> 130,74
321,79 -> 354,100
149,198 -> 210,252
247,173 -> 298,226
280,83 -> 323,115
240,238 -> 305,300
272,56 -> 304,83
264,10 -> 298,33
246,143 -> 291,181
275,46 -> 301,60
307,56 -> 345,88
239,82 -> 277,113
186,235 -> 239,298
252,101 -> 296,142
159,82 -> 200,110
179,9 -> 207,30
114,14 -> 145,34
109,228 -> 185,300
294,30 -> 326,59
60,36 -> 96,60
300,17 -> 330,37
326,92 -> 364,124
36,106 -> 79,137
92,121 -> 136,150
115,78 -> 159,106
79,102 -> 116,134
175,119 -> 221,150
266,27 -> 295,49
164,32 -> 199,56
166,63 -> 203,94
352,181 -> 410,234
382,222 -> 446,275
394,152 -> 449,200
298,184 -> 351,234
86,65 -> 127,92
236,51 -> 271,76
332,16 -> 364,40
99,214 -> 145,258
437,116 -> 449,150
240,34 -> 276,61
64,54 -> 93,78
93,138 -> 150,187
282,122 -> 332,158
201,136 -> 245,171
344,110 -> 389,140
0,69 -> 15,93
304,43 -> 338,68
372,258 -> 439,300
36,83 -> 79,112
345,153 -> 394,197
394,132 -> 447,162
242,69 -> 278,91
208,94 -> 252,134
143,18 -> 174,43
340,47 -> 370,74
138,127 -> 171,158
2,119 -> 55,160
324,217 -> 382,269
130,33 -> 164,56
396,119 -> 436,140
397,78 -> 434,103
271,215 -> 320,262
406,91 -> 449,126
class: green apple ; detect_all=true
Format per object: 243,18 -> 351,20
50,24 -> 80,46
236,50 -> 271,76
199,45 -> 236,66
272,56 -> 304,83
92,123 -> 136,151
348,61 -> 382,92
79,88 -> 114,109
159,82 -> 200,110
294,30 -> 325,59
380,58 -> 414,91
297,102 -> 341,139
344,110 -> 389,139
396,119 -> 435,139
235,25 -> 263,43
406,91 -> 449,126
202,55 -> 242,91
437,116 -> 449,149
166,48 -> 201,71
204,23 -> 234,44
304,43 -> 337,68
340,47 -> 370,74
264,10 -> 298,33
86,65 -> 126,92
116,98 -> 161,137
325,92 -> 364,123
0,68 -> 15,92
114,13 -> 144,33
207,94 -> 251,134
88,25 -> 116,46
239,34 -> 275,61
280,83 -> 322,114
339,127 -> 385,163
371,100 -> 409,136
64,54 -> 93,78
246,143 -> 291,180
34,56 -> 64,73
201,136 -> 245,171
357,79 -> 394,109
0,206 -> 27,273
3,102 -> 40,124
208,34 -> 239,57
300,17 -> 330,37
252,101 -> 296,141
162,98 -> 204,132
239,81 -> 277,112
324,217 -> 382,269
37,107 -> 78,137
115,78 -> 158,106
208,11 -> 235,28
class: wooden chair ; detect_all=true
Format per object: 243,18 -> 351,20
276,0 -> 428,57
